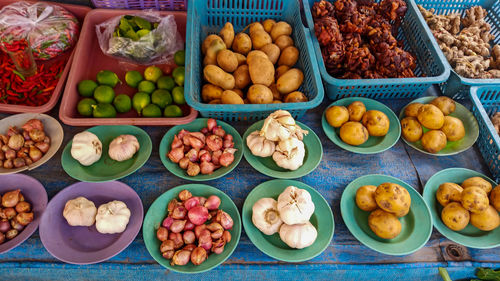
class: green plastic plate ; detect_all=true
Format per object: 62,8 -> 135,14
159,118 -> 243,181
399,97 -> 479,156
242,179 -> 334,262
423,168 -> 500,249
61,125 -> 152,182
242,121 -> 322,179
321,97 -> 401,154
341,174 -> 433,256
143,184 -> 241,273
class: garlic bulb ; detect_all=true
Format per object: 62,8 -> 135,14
246,130 -> 276,157
272,138 -> 305,171
252,198 -> 283,235
95,200 -> 131,234
63,197 -> 97,226
277,186 -> 315,225
260,110 -> 308,141
279,221 -> 317,249
108,135 -> 140,162
71,131 -> 102,166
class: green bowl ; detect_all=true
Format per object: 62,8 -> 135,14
159,118 -> 243,181
341,174 -> 433,256
399,97 -> 479,156
143,184 -> 241,273
242,121 -> 322,179
61,125 -> 152,182
242,179 -> 334,262
322,97 -> 401,154
423,168 -> 500,249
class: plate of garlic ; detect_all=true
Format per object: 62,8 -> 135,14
242,179 -> 334,262
243,110 -> 322,179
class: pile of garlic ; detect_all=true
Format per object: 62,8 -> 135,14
246,110 -> 308,170
252,186 -> 317,249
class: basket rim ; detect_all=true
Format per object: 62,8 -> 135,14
469,86 -> 500,153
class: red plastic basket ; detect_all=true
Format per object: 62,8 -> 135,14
91,0 -> 187,11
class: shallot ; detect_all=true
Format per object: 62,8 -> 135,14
160,240 -> 175,253
207,119 -> 217,131
184,197 -> 200,210
216,210 -> 234,230
178,157 -> 190,169
15,212 -> 33,226
172,206 -> 187,219
170,220 -> 187,233
0,220 -> 10,233
157,227 -> 169,241
183,244 -> 196,252
186,148 -> 199,162
188,206 -> 209,225
198,229 -> 212,251
184,221 -> 195,231
200,161 -> 215,174
219,152 -> 234,167
206,135 -> 223,151
204,195 -> 221,210
183,231 -> 196,244
28,129 -> 45,142
213,126 -> 225,137
223,230 -> 232,243
169,232 -> 183,249
171,250 -> 191,266
162,217 -> 174,229
29,146 -> 43,162
168,147 -> 184,163
191,246 -> 207,265
187,162 -> 200,176
178,190 -> 192,201
2,190 -> 20,207
211,238 -> 226,254
35,142 -> 50,153
194,224 -> 206,238
5,229 -> 18,240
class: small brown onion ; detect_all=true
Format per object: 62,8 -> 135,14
204,195 -> 221,210
5,229 -> 18,240
219,152 -> 235,167
185,148 -> 199,162
212,150 -> 222,165
10,220 -> 23,231
183,244 -> 196,252
3,208 -> 16,220
206,222 -> 223,232
194,224 -> 206,238
171,250 -> 191,266
168,147 -> 184,163
211,229 -> 223,239
0,151 -> 4,160
191,246 -> 207,265
216,210 -> 234,230
172,206 -> 187,220
184,197 -> 200,210
157,227 -> 169,242
223,230 -> 232,243
178,157 -> 190,170
162,250 -> 174,259
35,142 -> 50,153
28,129 -> 45,143
211,238 -> 226,254
24,140 -> 34,147
22,130 -> 30,141
198,229 -> 212,251
206,135 -> 223,151
2,190 -> 20,208
13,158 -> 26,168
188,136 -> 204,150
0,220 -> 11,233
183,230 -> 195,244
23,157 -> 33,166
212,126 -> 226,138
169,232 -> 184,249
17,147 -> 29,158
15,201 -> 31,213
4,149 -> 15,160
200,161 -> 215,175
187,162 -> 200,177
167,199 -> 179,213
170,220 -> 187,233
223,139 -> 234,149
15,212 -> 33,226
8,135 -> 24,150
224,134 -> 233,142
207,119 -> 217,131
3,159 -> 13,169
171,135 -> 183,149
188,206 -> 209,225
184,221 -> 195,231
160,240 -> 175,253
0,232 -> 4,244
29,146 -> 43,162
197,196 -> 207,206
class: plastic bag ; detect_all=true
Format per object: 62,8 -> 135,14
0,1 -> 79,60
96,11 -> 183,65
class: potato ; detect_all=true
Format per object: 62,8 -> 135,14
249,22 -> 265,36
362,110 -> 390,137
219,22 -> 235,48
375,183 -> 411,217
202,84 -> 223,102
208,99 -> 221,104
441,202 -> 470,231
462,177 -> 492,194
356,185 -> 378,211
421,130 -> 447,153
347,101 -> 366,122
278,46 -> 299,67
275,35 -> 294,51
368,209 -> 402,239
203,65 -> 235,90
417,104 -> 445,129
276,65 -> 290,79
461,186 -> 489,214
404,103 -> 423,118
470,205 -> 500,231
260,43 -> 280,64
233,65 -> 251,89
269,83 -> 280,100
436,182 -> 463,207
441,116 -> 465,142
325,105 -> 349,128
235,53 -> 247,66
276,68 -> 303,94
247,50 -> 268,62
339,121 -> 369,146
204,37 -> 226,66
491,185 -> 500,212
232,33 -> 252,55
216,49 -> 238,72
271,21 -> 292,41
284,91 -> 307,103
202,34 -> 223,55
221,90 -> 244,104
263,19 -> 276,33
431,96 -> 456,115
248,56 -> 275,86
401,117 -> 423,142
248,84 -> 273,104
251,30 -> 272,50
233,88 -> 244,98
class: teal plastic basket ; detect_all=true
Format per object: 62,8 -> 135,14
185,0 -> 324,121
470,86 -> 500,182
415,0 -> 500,100
303,0 -> 449,100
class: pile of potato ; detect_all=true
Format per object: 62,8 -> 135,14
437,177 -> 500,232
325,101 -> 390,146
355,182 -> 411,239
401,96 -> 465,153
201,19 -> 308,104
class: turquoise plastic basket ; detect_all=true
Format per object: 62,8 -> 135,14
302,0 -> 449,100
470,86 -> 500,182
415,0 -> 500,99
185,0 -> 324,121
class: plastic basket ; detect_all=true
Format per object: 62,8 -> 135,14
302,0 -> 449,100
91,0 -> 186,11
184,0 -> 324,121
469,86 -> 500,182
414,0 -> 500,100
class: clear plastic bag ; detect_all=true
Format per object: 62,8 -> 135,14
96,11 -> 183,65
0,1 -> 79,60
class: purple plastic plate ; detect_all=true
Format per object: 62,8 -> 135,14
39,181 -> 143,264
0,174 -> 47,253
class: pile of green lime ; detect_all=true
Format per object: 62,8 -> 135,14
76,70 -> 121,118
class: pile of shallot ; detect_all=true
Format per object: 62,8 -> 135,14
167,118 -> 237,176
0,190 -> 34,244
157,190 -> 234,266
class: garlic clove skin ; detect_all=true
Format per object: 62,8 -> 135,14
277,186 -> 315,225
252,198 -> 283,235
108,135 -> 140,162
279,221 -> 317,249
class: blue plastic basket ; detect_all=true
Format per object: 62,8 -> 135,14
415,0 -> 500,100
303,0 -> 449,100
470,86 -> 500,182
91,0 -> 187,10
185,0 -> 324,121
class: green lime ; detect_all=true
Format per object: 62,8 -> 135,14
96,70 -> 120,87
164,105 -> 183,117
77,98 -> 97,116
77,80 -> 98,97
125,70 -> 143,88
157,76 -> 175,91
151,89 -> 172,109
172,86 -> 185,105
93,85 -> 115,104
92,103 -> 117,118
172,66 -> 185,86
136,29 -> 150,38
144,66 -> 163,83
133,92 -> 151,115
138,80 -> 156,94
113,94 -> 132,113
174,50 -> 185,66
142,104 -> 162,117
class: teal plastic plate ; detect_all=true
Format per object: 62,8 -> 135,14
423,168 -> 500,249
322,97 -> 401,154
242,179 -> 334,262
341,174 -> 433,256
